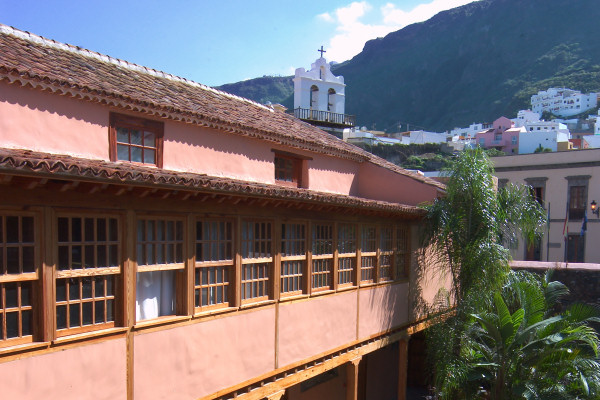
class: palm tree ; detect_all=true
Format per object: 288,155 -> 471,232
453,271 -> 600,399
420,149 -> 548,397
422,149 -> 546,306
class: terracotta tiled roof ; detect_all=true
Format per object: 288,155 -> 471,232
0,24 -> 445,191
0,148 -> 426,217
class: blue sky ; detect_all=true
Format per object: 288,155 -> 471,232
0,0 -> 474,86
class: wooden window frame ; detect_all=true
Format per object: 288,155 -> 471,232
337,223 -> 356,288
280,221 -> 307,298
0,211 -> 39,347
360,225 -> 377,284
135,216 -> 186,322
240,219 -> 273,304
55,213 -> 121,337
109,112 -> 164,168
311,222 -> 334,292
394,224 -> 410,280
379,226 -> 394,282
194,218 -> 234,312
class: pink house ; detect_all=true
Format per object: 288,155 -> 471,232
475,116 -> 521,154
0,25 -> 448,400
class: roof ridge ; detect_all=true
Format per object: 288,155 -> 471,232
0,23 -> 272,112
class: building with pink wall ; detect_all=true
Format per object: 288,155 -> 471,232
0,25 -> 448,400
475,116 -> 523,154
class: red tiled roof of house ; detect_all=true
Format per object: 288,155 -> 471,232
0,24 -> 445,191
0,148 -> 426,217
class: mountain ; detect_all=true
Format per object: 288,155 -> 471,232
216,0 -> 600,132
216,76 -> 293,105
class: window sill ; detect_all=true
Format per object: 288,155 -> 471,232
134,315 -> 192,330
310,289 -> 335,297
279,293 -> 309,303
194,306 -> 237,318
336,284 -> 357,293
239,299 -> 276,310
53,326 -> 128,345
0,340 -> 50,356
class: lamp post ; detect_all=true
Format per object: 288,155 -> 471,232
591,200 -> 599,218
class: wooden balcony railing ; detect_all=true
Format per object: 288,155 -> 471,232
293,108 -> 355,128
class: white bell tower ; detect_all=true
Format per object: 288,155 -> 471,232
293,46 -> 346,115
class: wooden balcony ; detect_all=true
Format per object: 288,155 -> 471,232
293,107 -> 355,128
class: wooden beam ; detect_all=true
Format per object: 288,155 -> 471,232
264,390 -> 285,400
397,339 -> 408,400
346,356 -> 362,400
89,183 -> 109,194
26,178 -> 47,190
59,180 -> 79,192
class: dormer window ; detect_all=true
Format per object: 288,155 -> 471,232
109,113 -> 164,167
273,150 -> 310,188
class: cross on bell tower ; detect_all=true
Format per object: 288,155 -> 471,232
318,46 -> 326,58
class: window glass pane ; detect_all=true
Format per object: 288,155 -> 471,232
6,247 -> 19,274
131,147 -> 143,163
82,302 -> 93,326
97,246 -> 107,268
143,131 -> 156,147
69,303 -> 80,328
130,130 -> 142,145
21,309 -> 32,336
58,246 -> 70,270
109,219 -> 119,242
6,216 -> 18,243
117,144 -> 129,161
82,278 -> 93,298
56,279 -> 67,302
58,217 -> 69,242
71,218 -> 82,242
5,282 -> 18,308
85,218 -> 95,242
144,149 -> 155,164
6,313 -> 18,338
97,219 -> 106,241
116,127 -> 129,143
56,305 -> 67,329
95,301 -> 105,324
21,282 -> 31,307
22,217 -> 34,243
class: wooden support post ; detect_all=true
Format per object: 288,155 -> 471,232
346,356 -> 362,400
264,389 -> 286,400
397,338 -> 409,400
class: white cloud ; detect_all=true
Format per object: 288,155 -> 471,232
382,0 -> 473,26
317,12 -> 334,22
319,0 -> 475,62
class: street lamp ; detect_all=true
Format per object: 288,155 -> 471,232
591,200 -> 599,218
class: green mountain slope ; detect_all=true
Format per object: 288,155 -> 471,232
216,76 -> 293,105
217,0 -> 600,132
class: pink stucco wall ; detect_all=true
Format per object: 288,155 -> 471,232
358,163 -> 438,205
278,291 -> 358,368
133,307 -> 276,400
358,283 -> 408,340
307,153 -> 360,195
0,81 -> 108,160
0,338 -> 127,400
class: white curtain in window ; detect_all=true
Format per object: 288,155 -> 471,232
135,270 -> 175,321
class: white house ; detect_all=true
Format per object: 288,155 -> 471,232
531,88 -> 597,118
512,110 -> 540,127
518,130 -> 570,154
409,130 -> 449,144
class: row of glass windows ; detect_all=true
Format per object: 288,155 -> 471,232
0,211 -> 410,346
